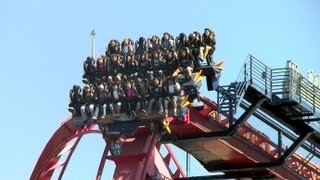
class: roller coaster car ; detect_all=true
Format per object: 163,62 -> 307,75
179,61 -> 223,107
196,61 -> 223,91
98,112 -> 169,138
180,81 -> 200,108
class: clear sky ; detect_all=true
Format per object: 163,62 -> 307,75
1,0 -> 320,179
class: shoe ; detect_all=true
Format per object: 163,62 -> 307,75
131,110 -> 137,117
68,107 -> 74,113
90,117 -> 97,121
198,56 -> 205,62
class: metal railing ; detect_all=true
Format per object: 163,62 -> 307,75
241,55 -> 320,116
290,69 -> 320,114
246,55 -> 272,96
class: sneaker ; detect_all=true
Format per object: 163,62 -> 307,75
198,56 -> 205,62
131,110 -> 137,117
69,107 -> 75,113
90,116 -> 97,121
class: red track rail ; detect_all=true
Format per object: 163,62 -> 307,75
31,96 -> 320,179
30,118 -> 185,180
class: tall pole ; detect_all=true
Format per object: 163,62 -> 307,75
91,29 -> 96,59
186,152 -> 190,177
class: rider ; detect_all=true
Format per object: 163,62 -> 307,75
199,28 -> 216,65
173,48 -> 194,80
80,84 -> 97,121
163,76 -> 181,117
68,85 -> 82,117
136,78 -> 151,114
148,77 -> 164,114
109,82 -> 124,118
94,84 -> 109,120
123,80 -> 139,117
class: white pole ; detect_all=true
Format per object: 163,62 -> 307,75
186,152 -> 190,177
91,29 -> 96,59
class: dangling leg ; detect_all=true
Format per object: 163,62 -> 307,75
158,97 -> 164,114
164,97 -> 169,117
172,97 -> 178,116
99,104 -> 107,120
135,100 -> 141,114
148,98 -> 155,114
199,46 -> 205,61
80,105 -> 88,122
116,102 -> 122,117
204,46 -> 214,65
109,104 -> 115,117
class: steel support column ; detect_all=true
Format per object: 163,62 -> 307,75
228,98 -> 266,136
279,129 -> 314,163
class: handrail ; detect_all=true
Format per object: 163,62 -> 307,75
244,55 -> 272,96
242,55 -> 320,117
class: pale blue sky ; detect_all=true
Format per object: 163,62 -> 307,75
0,0 -> 319,179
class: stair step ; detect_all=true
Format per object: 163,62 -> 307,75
217,81 -> 249,116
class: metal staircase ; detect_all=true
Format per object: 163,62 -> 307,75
207,55 -> 320,179
235,54 -> 320,148
218,54 -> 320,130
242,55 -> 320,133
217,81 -> 249,115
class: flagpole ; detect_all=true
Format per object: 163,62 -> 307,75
91,29 -> 96,59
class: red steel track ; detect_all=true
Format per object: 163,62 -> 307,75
31,96 -> 320,179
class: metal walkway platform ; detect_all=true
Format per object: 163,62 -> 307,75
161,96 -> 320,179
163,55 -> 320,179
237,55 -> 320,148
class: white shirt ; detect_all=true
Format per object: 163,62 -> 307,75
113,89 -> 119,99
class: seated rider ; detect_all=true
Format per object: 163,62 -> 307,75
123,80 -> 139,117
173,48 -> 194,80
138,53 -> 151,78
124,54 -> 138,77
148,77 -> 164,114
121,38 -> 135,55
150,51 -> 165,77
94,84 -> 110,120
82,56 -> 96,84
163,50 -> 179,76
199,28 -> 216,65
147,35 -> 161,53
96,55 -> 107,79
108,54 -> 124,77
135,37 -> 147,56
161,32 -> 175,51
136,78 -> 151,114
109,82 -> 124,118
68,85 -> 82,117
187,31 -> 202,67
80,84 -> 97,121
163,76 -> 181,117
175,32 -> 188,51
106,39 -> 121,57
